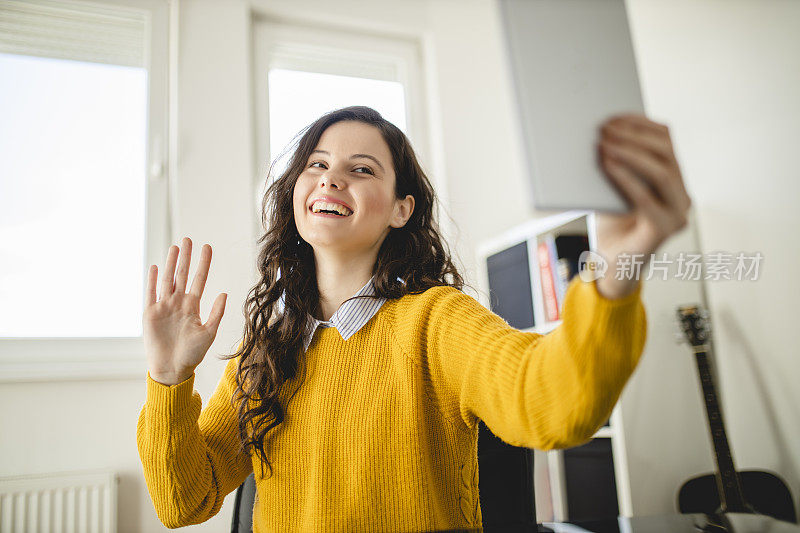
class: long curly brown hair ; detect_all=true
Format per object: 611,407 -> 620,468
221,105 -> 467,479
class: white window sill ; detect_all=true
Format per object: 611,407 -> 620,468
0,338 -> 145,383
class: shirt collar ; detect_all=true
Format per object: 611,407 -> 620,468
302,275 -> 388,352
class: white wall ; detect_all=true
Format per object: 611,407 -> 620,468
1,0 -> 797,530
626,0 -> 800,513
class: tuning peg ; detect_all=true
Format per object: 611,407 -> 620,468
673,331 -> 686,345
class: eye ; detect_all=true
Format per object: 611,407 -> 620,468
307,161 -> 374,175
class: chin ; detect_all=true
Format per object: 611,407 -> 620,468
301,231 -> 348,249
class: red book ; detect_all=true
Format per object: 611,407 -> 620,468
538,241 -> 560,321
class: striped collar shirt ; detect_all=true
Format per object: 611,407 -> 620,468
302,275 -> 388,353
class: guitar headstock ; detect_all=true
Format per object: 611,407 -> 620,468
675,305 -> 711,347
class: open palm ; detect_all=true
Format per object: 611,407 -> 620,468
143,237 -> 227,385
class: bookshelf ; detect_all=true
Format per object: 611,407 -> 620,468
475,209 -> 632,523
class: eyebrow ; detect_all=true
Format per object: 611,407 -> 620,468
310,150 -> 385,172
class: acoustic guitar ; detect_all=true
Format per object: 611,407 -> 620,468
675,304 -> 796,523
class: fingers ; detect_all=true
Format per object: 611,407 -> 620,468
189,244 -> 212,299
600,114 -> 692,217
601,150 -> 674,232
174,237 -> 192,293
602,121 -> 675,166
608,113 -> 672,142
146,264 -> 158,306
159,245 -> 179,301
203,292 -> 227,334
153,238 -> 215,304
600,138 -> 686,211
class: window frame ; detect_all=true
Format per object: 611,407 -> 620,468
0,0 -> 172,382
251,14 -> 435,240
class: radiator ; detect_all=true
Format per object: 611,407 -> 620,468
0,470 -> 117,533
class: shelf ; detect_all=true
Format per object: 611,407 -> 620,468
477,210 -> 635,523
592,426 -> 614,439
521,321 -> 561,335
477,211 -> 594,333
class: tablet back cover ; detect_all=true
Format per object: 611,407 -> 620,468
498,0 -> 645,213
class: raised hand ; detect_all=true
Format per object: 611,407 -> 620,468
594,114 -> 693,299
143,237 -> 228,385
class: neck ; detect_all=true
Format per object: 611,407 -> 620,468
313,249 -> 378,321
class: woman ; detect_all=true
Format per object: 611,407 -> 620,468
137,106 -> 691,531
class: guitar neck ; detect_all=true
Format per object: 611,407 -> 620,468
693,345 -> 749,512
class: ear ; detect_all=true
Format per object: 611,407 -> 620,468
390,194 -> 415,229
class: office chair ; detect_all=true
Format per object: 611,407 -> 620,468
231,472 -> 256,533
477,420 -> 539,530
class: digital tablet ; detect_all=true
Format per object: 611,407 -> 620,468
498,0 -> 646,213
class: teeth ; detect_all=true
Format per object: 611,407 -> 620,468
311,201 -> 352,216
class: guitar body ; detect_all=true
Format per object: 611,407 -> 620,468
678,469 -> 796,524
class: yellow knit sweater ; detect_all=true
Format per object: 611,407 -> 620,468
137,276 -> 647,531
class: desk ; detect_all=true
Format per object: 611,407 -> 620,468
439,513 -> 800,532
544,513 -> 800,533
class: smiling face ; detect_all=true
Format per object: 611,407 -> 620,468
293,120 -> 414,257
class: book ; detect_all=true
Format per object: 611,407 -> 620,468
538,240 -> 560,322
545,234 -> 567,312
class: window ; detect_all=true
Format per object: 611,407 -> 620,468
252,16 -> 434,231
0,0 -> 170,381
0,54 -> 147,338
267,68 -> 407,180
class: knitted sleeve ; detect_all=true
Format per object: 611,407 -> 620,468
136,351 -> 252,527
398,276 -> 647,450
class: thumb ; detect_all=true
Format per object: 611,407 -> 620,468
204,293 -> 227,335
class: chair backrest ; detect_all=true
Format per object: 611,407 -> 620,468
230,473 -> 256,533
477,420 -> 538,527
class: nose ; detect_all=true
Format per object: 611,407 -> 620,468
319,172 -> 343,190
